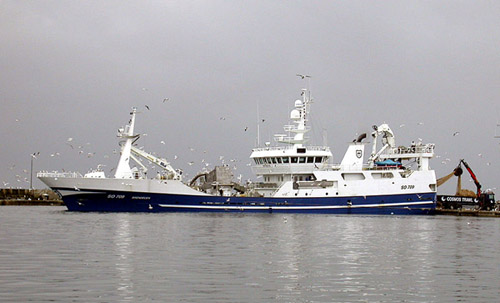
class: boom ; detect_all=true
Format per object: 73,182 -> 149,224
130,145 -> 182,180
460,159 -> 481,196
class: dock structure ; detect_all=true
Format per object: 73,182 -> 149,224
0,188 -> 63,206
435,208 -> 500,217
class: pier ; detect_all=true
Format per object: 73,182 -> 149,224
434,208 -> 500,217
0,188 -> 63,206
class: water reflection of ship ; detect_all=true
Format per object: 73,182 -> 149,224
114,214 -> 133,300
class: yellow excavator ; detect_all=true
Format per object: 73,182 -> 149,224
437,159 -> 496,210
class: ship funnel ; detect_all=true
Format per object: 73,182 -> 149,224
355,133 -> 367,143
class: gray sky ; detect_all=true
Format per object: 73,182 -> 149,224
1,1 -> 499,194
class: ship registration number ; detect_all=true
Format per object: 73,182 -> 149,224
401,185 -> 415,190
107,194 -> 125,199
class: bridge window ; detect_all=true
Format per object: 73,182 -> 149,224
307,157 -> 314,163
315,157 -> 323,163
291,157 -> 298,163
282,157 -> 289,164
276,157 -> 282,164
299,157 -> 306,163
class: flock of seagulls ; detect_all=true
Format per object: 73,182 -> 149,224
4,85 -> 499,189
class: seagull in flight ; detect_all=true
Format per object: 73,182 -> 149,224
296,74 -> 311,79
145,105 -> 150,110
453,131 -> 460,136
163,98 -> 170,103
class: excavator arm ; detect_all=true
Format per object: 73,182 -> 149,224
459,159 -> 482,197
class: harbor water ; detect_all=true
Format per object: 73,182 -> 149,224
1,206 -> 499,302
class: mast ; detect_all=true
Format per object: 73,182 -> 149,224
275,88 -> 311,147
114,108 -> 138,179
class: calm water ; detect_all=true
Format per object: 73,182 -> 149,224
1,207 -> 499,303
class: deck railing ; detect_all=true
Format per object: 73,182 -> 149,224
252,145 -> 330,153
37,171 -> 83,178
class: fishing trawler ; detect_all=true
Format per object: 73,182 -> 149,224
38,87 -> 437,214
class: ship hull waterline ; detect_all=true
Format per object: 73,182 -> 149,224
53,188 -> 436,215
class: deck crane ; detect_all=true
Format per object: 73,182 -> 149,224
130,145 -> 182,180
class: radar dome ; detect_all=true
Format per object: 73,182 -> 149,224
294,100 -> 303,108
290,109 -> 301,120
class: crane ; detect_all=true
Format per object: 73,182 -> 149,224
130,145 -> 182,180
437,159 -> 495,210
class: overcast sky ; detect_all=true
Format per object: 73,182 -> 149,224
1,1 -> 499,194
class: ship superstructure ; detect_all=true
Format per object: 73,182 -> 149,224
250,89 -> 332,196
